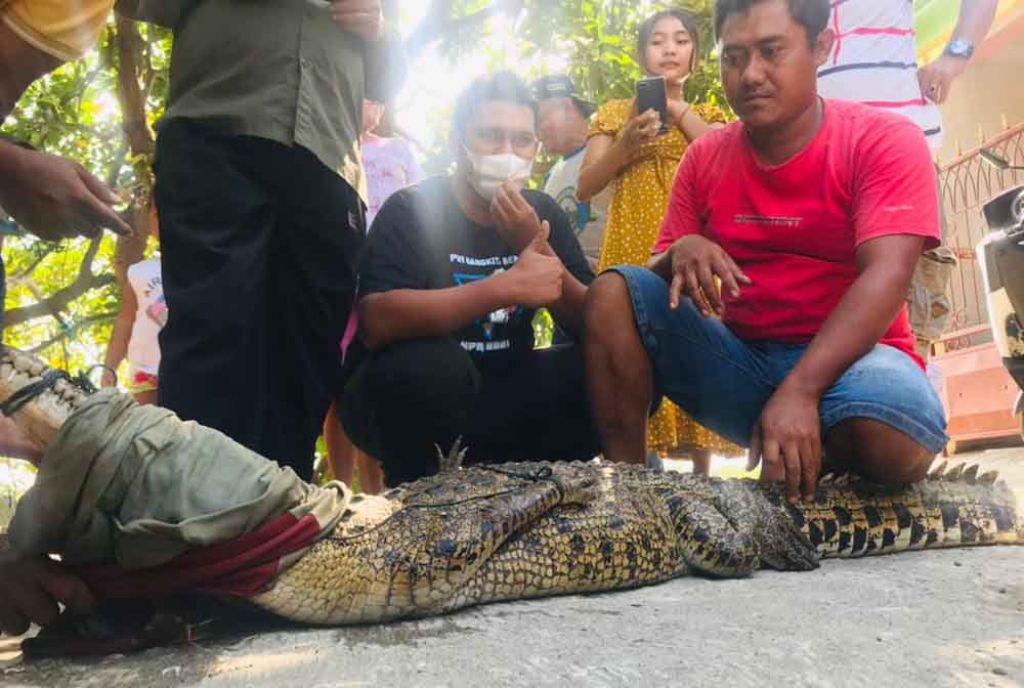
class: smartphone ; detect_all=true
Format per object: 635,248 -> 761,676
636,76 -> 669,135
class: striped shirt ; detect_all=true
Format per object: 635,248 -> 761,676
818,0 -> 943,150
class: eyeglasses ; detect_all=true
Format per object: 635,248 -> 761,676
470,127 -> 538,152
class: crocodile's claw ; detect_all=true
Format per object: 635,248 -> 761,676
436,436 -> 469,474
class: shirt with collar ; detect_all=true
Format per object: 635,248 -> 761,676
162,0 -> 404,199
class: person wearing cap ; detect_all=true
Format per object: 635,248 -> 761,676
532,75 -> 610,270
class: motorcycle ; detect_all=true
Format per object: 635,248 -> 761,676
977,148 -> 1024,438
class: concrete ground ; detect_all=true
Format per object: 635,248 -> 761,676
1,446 -> 1022,688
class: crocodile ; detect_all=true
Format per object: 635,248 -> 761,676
0,345 -> 1021,629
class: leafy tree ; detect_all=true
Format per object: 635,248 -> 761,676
1,19 -> 170,372
1,1 -> 727,369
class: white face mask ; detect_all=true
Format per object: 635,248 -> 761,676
463,150 -> 533,202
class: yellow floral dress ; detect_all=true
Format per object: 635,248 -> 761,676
591,98 -> 743,458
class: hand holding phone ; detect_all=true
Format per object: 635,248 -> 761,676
636,76 -> 669,136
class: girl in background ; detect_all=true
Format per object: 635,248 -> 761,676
103,198 -> 164,405
578,8 -> 741,473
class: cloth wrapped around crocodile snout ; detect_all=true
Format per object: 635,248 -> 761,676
8,390 -> 352,599
7,390 -> 1024,626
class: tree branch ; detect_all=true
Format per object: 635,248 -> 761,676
3,230 -> 112,328
26,310 -> 120,354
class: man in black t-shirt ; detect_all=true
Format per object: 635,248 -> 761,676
339,72 -> 597,486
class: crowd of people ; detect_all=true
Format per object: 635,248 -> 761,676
0,0 -> 997,637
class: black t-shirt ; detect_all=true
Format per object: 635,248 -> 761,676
358,175 -> 595,362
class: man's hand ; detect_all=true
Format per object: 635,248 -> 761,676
0,555 -> 95,636
496,225 -> 563,308
666,235 -> 751,315
748,385 -> 822,504
330,0 -> 384,42
917,54 -> 968,105
0,415 -> 45,462
0,143 -> 132,241
492,181 -> 543,254
100,369 -> 117,388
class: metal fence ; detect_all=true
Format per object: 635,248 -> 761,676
937,122 -> 1024,351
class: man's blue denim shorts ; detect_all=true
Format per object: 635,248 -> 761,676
609,266 -> 949,453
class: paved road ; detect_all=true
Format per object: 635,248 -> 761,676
2,447 -> 1022,687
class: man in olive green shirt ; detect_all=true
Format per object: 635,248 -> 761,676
152,0 -> 404,479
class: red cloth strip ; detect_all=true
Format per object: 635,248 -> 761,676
74,512 -> 323,599
860,98 -> 928,108
837,27 -> 914,38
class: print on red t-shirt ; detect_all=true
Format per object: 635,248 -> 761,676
654,99 -> 940,366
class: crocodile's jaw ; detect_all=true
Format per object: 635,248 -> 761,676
0,347 -> 89,451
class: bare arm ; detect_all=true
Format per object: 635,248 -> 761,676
780,235 -> 924,397
359,240 -> 565,350
950,0 -> 999,47
358,278 -> 513,351
102,284 -> 138,386
542,254 -> 587,335
917,0 -> 999,103
667,100 -> 715,143
0,22 -> 61,119
750,235 -> 925,502
578,135 -> 628,202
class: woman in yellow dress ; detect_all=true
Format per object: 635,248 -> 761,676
577,7 -> 742,473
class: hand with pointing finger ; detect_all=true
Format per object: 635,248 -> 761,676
0,142 -> 133,241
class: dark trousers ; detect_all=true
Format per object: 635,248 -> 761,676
153,119 -> 364,479
339,338 -> 600,486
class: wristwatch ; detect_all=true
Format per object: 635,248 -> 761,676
945,38 -> 975,59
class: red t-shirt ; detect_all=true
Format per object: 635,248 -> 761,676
654,99 -> 940,366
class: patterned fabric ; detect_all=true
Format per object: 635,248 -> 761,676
817,0 -> 943,150
589,98 -> 742,458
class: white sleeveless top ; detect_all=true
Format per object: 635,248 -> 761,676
817,0 -> 943,151
126,258 -> 165,375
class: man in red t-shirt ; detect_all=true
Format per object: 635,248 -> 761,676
584,0 -> 947,504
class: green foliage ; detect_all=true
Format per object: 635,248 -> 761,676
532,308 -> 555,349
0,3 -> 728,372
1,22 -> 171,372
417,0 -> 730,168
516,0 -> 727,107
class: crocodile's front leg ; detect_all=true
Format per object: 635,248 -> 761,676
664,479 -> 819,577
250,465 -> 597,624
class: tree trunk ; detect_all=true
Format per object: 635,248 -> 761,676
111,15 -> 156,292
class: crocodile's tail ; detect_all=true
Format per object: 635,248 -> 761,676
789,462 -> 1023,560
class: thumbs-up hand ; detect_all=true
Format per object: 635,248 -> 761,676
497,220 -> 564,308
